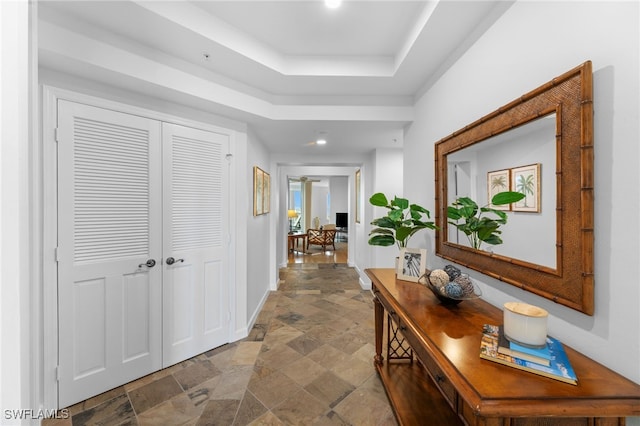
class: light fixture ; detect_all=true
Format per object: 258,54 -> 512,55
316,131 -> 328,145
325,0 -> 342,9
287,209 -> 298,234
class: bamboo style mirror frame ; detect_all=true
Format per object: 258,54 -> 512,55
434,61 -> 594,315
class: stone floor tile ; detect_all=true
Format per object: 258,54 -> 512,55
279,356 -> 327,387
247,369 -> 302,409
137,393 -> 202,426
303,371 -> 355,408
232,391 -> 268,425
231,341 -> 263,365
195,399 -> 239,426
247,410 -> 284,426
71,394 -> 135,426
173,358 -> 222,391
127,375 -> 183,415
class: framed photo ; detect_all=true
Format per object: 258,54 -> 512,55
511,163 -> 541,212
397,248 -> 427,282
253,166 -> 270,216
487,169 -> 511,211
355,169 -> 361,223
263,170 -> 271,214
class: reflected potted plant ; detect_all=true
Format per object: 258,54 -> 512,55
447,191 -> 525,250
368,193 -> 437,249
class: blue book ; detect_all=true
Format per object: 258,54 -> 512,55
480,324 -> 578,385
510,339 -> 551,359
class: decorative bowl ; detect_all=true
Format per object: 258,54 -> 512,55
419,269 -> 481,305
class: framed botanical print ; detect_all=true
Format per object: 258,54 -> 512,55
487,168 -> 511,210
253,166 -> 270,216
355,169 -> 361,223
511,163 -> 540,212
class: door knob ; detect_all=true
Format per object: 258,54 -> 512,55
166,257 -> 184,265
138,259 -> 156,268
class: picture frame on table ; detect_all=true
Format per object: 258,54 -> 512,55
397,248 -> 427,282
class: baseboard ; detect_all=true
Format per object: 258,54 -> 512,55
353,264 -> 372,290
244,286 -> 271,337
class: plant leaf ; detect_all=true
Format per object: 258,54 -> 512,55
371,217 -> 395,228
395,226 -> 413,243
368,235 -> 396,246
491,191 -> 525,205
392,196 -> 409,210
369,193 -> 389,207
368,227 -> 393,236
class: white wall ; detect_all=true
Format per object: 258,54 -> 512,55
246,128 -> 272,328
311,184 -> 329,226
369,148 -> 404,270
1,2 -> 33,423
329,176 -> 348,225
404,3 -> 640,420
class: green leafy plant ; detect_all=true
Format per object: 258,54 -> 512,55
447,191 -> 525,250
368,193 -> 437,249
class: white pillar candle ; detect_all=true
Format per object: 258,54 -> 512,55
503,302 -> 548,348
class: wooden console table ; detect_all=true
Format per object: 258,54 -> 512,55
366,268 -> 640,426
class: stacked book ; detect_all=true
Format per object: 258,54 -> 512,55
480,324 -> 578,385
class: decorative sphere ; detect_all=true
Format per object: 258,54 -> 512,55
444,264 -> 461,281
454,274 -> 476,297
444,282 -> 464,299
428,269 -> 450,288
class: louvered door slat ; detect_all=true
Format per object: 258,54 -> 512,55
73,117 -> 150,263
171,135 -> 223,252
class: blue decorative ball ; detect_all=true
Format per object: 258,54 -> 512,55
444,264 -> 461,280
444,282 -> 464,299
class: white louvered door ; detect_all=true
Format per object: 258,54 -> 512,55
162,123 -> 229,366
57,100 -> 163,407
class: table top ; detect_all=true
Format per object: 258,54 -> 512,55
366,268 -> 640,418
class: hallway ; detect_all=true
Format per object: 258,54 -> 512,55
46,251 -> 396,425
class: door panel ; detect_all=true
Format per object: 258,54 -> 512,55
57,100 -> 162,408
162,123 -> 229,366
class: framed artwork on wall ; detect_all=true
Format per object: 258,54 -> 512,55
355,169 -> 361,223
253,166 -> 270,216
487,168 -> 511,211
511,163 -> 540,212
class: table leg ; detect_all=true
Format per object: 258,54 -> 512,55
373,290 -> 384,365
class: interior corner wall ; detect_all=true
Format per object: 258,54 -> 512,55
311,185 -> 329,226
246,128 -> 272,327
370,148 -> 404,269
403,0 -> 640,408
329,176 -> 349,223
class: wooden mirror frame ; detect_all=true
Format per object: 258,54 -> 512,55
434,61 -> 594,315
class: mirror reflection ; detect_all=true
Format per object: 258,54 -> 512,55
446,114 -> 557,269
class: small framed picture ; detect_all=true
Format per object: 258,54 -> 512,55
487,168 -> 511,211
511,163 -> 541,213
397,248 -> 427,282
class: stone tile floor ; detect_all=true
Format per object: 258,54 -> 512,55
45,264 -> 397,425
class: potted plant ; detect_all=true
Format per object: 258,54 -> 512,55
368,193 -> 437,249
447,191 -> 525,250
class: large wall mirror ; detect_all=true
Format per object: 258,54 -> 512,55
434,61 -> 594,315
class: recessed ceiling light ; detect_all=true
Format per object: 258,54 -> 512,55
325,0 -> 342,9
316,138 -> 327,145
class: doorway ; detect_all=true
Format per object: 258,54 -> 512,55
54,99 -> 232,407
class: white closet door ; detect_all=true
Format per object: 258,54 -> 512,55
57,100 -> 163,407
162,123 -> 230,366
